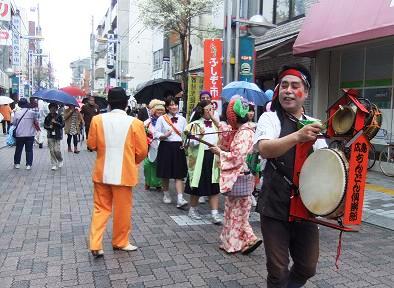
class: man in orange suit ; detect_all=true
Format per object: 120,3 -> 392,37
87,87 -> 148,257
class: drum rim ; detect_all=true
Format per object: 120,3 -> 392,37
299,148 -> 348,217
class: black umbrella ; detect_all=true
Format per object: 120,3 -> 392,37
134,78 -> 182,104
83,96 -> 108,111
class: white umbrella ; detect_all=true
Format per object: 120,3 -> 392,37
0,96 -> 14,105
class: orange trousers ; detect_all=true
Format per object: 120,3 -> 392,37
89,182 -> 133,250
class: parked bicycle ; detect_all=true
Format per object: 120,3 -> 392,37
328,139 -> 376,170
379,131 -> 394,177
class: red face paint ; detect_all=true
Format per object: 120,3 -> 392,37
295,90 -> 303,98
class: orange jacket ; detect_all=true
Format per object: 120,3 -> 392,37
0,105 -> 12,121
87,109 -> 148,186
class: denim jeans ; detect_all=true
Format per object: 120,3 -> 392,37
14,136 -> 35,166
260,215 -> 319,288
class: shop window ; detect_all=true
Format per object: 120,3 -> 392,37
274,0 -> 305,24
340,49 -> 364,88
365,45 -> 394,87
292,0 -> 305,17
153,49 -> 163,71
262,0 -> 274,23
275,0 -> 290,24
364,88 -> 392,109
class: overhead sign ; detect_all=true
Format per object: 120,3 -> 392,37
0,1 -> 10,22
106,32 -> 115,69
203,39 -> 223,114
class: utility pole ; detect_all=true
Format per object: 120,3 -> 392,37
90,15 -> 95,94
36,3 -> 42,90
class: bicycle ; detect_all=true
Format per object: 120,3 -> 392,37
379,132 -> 394,177
328,139 -> 376,170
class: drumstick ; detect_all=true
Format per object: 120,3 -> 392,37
321,105 -> 345,128
184,131 -> 215,147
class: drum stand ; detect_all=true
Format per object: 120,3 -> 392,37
289,92 -> 371,232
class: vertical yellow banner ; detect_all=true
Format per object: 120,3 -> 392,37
186,75 -> 204,121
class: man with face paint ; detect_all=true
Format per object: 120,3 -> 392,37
253,64 -> 327,288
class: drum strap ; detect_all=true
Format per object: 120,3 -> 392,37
268,160 -> 299,193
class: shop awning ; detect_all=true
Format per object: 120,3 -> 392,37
293,0 -> 394,56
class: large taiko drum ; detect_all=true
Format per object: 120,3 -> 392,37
299,149 -> 348,219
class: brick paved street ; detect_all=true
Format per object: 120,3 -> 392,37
0,142 -> 393,288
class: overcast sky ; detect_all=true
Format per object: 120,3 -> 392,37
15,0 -> 110,87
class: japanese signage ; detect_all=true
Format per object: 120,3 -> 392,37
12,13 -> 21,69
0,1 -> 11,22
239,36 -> 255,82
0,29 -> 10,46
204,39 -> 222,114
106,32 -> 115,69
344,136 -> 369,225
186,75 -> 203,121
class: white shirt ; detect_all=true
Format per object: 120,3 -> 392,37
188,119 -> 219,150
253,111 -> 327,154
155,113 -> 187,142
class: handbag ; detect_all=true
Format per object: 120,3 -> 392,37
12,109 -> 29,138
226,173 -> 254,197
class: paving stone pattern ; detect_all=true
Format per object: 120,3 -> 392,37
0,142 -> 393,288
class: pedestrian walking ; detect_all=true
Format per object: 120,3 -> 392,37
253,64 -> 327,287
64,105 -> 84,153
184,100 -> 222,224
81,95 -> 99,142
155,96 -> 188,209
209,96 -> 262,254
88,87 -> 148,257
0,104 -> 12,134
12,98 -> 40,170
44,103 -> 64,170
143,99 -> 165,191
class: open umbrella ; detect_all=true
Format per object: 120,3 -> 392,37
134,78 -> 182,104
221,81 -> 270,106
32,89 -> 79,106
0,96 -> 14,105
60,86 -> 86,97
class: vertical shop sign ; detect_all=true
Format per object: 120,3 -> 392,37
204,39 -> 222,114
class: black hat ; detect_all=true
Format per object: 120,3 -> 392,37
107,87 -> 129,104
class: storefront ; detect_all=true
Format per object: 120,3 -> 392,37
293,0 -> 394,147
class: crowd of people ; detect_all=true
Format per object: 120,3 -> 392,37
3,63 -> 325,288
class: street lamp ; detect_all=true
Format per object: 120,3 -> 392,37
233,13 -> 276,82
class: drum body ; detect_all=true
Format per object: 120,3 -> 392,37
299,149 -> 348,219
331,101 -> 382,140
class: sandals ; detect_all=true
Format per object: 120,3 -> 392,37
241,239 -> 263,255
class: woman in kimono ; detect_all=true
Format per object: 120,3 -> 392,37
209,96 -> 262,254
184,100 -> 221,224
143,99 -> 166,190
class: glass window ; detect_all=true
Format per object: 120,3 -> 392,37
340,49 -> 364,88
291,0 -> 305,17
365,45 -> 394,87
262,0 -> 274,23
275,0 -> 290,24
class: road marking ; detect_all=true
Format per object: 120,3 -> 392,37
365,184 -> 394,196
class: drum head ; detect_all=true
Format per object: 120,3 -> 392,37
299,149 -> 347,216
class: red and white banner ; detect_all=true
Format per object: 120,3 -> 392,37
0,29 -> 10,46
0,1 -> 11,22
204,39 -> 222,112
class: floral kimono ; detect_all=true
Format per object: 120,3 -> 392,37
218,121 -> 258,253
